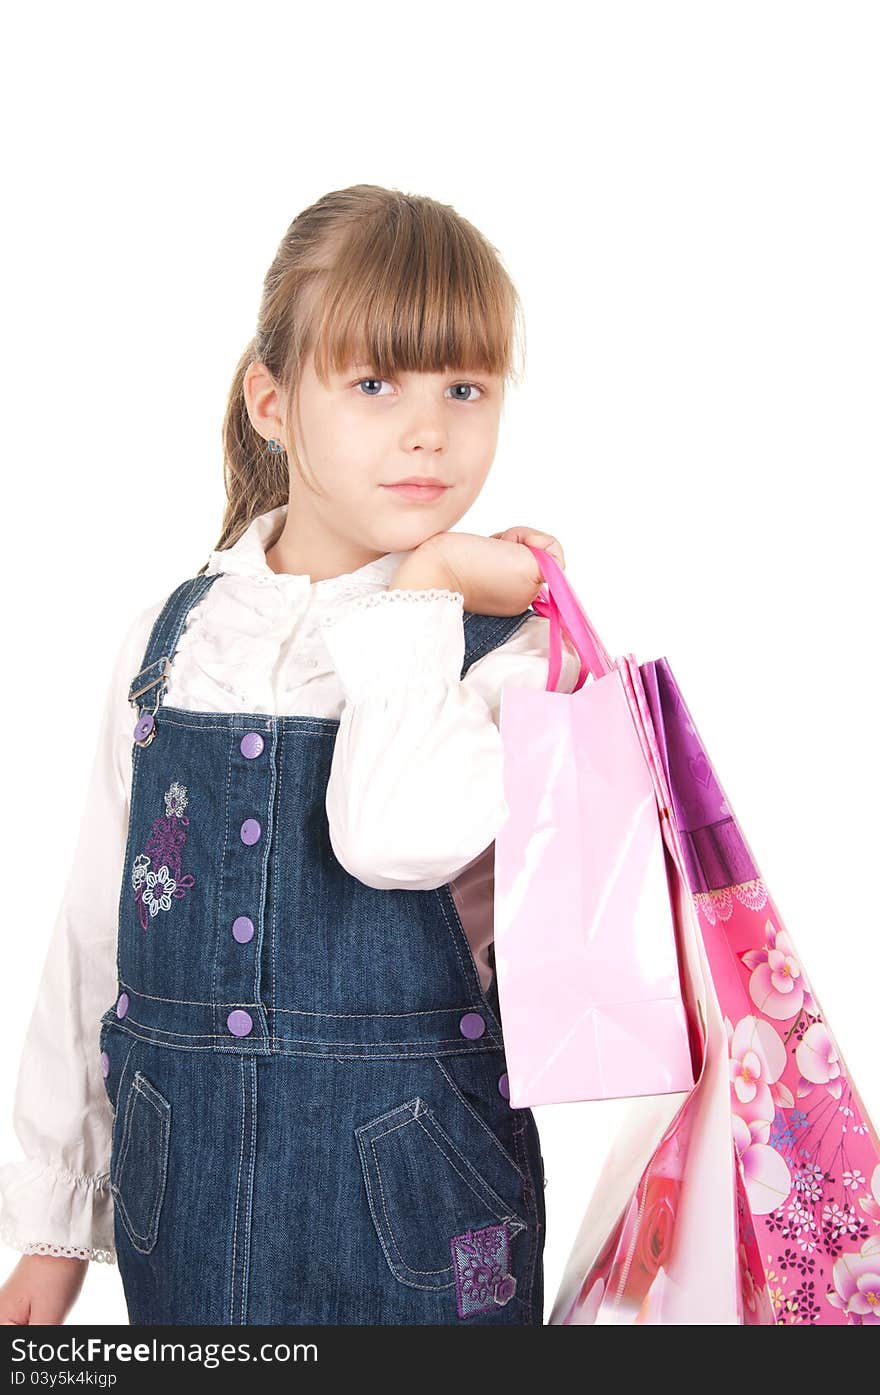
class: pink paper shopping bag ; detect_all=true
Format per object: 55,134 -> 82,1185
492,548 -> 695,1107
549,754 -> 753,1324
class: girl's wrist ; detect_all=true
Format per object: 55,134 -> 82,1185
389,554 -> 461,595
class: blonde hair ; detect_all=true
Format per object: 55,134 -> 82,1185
199,184 -> 524,573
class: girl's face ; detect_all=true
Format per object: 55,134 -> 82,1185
247,348 -> 505,562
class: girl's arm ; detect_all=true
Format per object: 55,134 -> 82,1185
320,589 -> 581,890
0,603 -> 156,1266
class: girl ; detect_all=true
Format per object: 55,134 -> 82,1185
0,184 -> 580,1326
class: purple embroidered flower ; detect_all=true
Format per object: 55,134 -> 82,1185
450,1221 -> 517,1319
131,781 -> 196,931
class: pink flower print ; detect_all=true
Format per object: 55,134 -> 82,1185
131,780 -> 196,931
843,1169 -> 866,1193
767,947 -> 800,995
731,1049 -> 765,1105
727,1015 -> 789,1119
732,1112 -> 793,1216
858,1164 -> 880,1224
787,1200 -> 820,1254
728,1016 -> 793,1214
794,1023 -> 843,1101
824,1200 -> 862,1241
794,1162 -> 825,1205
740,920 -> 816,1021
826,1235 -> 880,1322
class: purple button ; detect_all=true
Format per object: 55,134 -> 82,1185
100,1051 -> 110,1079
494,1274 -> 517,1304
240,818 -> 261,845
459,1012 -> 486,1040
116,992 -> 129,1018
133,713 -> 154,742
226,1009 -> 253,1037
240,731 -> 264,759
232,915 -> 255,944
498,1072 -> 510,1099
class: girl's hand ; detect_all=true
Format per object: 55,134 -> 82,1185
390,526 -> 564,617
0,1254 -> 88,1325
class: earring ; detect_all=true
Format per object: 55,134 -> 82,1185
267,437 -> 285,454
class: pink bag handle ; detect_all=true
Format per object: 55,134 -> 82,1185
524,544 -> 614,693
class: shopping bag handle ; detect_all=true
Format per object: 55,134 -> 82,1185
524,544 -> 614,692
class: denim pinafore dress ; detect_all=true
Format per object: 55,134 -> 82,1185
97,574 -> 547,1325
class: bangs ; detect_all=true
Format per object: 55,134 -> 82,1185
303,200 -> 521,385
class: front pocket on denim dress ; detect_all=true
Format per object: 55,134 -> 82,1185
354,1094 -> 527,1300
110,1067 -> 172,1255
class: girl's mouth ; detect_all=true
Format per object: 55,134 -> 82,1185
382,483 -> 450,503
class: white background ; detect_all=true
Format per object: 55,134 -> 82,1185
1,1 -> 877,1326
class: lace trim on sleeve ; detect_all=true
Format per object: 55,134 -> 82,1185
0,1217 -> 115,1264
320,587 -> 464,627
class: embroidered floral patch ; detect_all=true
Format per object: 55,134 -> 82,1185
131,781 -> 195,931
450,1220 -> 518,1318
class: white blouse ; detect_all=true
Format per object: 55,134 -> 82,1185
0,504 -> 580,1266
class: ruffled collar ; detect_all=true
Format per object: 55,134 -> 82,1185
205,503 -> 406,592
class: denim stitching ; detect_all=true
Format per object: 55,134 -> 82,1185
355,1097 -> 418,1130
267,724 -> 286,1029
229,1054 -> 246,1324
429,886 -> 477,1002
241,1055 -> 256,1324
212,718 -> 234,1031
356,1121 -> 441,1292
511,1113 -> 540,1324
115,979 -> 506,1018
410,1111 -> 526,1230
252,725 -> 277,1009
133,1078 -> 170,1246
365,1100 -> 526,1228
111,1071 -> 170,1253
114,1013 -> 507,1047
117,734 -> 144,981
101,1020 -> 509,1058
367,1126 -> 454,1282
430,1057 -> 525,1181
433,888 -> 504,1047
152,714 -> 341,735
357,1101 -> 525,1291
110,1033 -> 140,1121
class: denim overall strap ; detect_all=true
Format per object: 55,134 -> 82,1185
461,605 -> 536,677
127,574 -> 223,720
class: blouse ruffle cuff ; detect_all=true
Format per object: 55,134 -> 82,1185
0,1156 -> 116,1264
318,588 -> 466,704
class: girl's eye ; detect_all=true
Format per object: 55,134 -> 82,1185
355,378 -> 484,401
